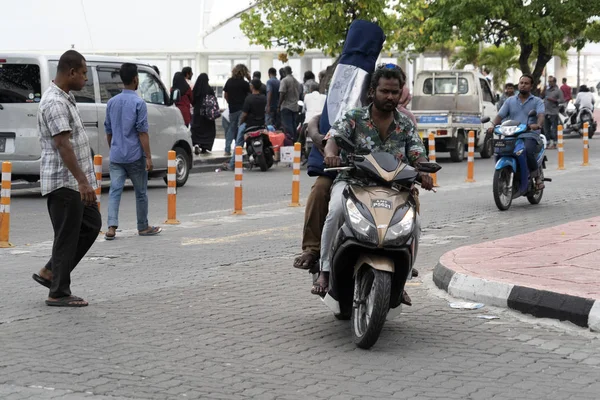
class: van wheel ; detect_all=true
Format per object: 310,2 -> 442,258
480,132 -> 493,159
450,134 -> 466,162
163,146 -> 191,187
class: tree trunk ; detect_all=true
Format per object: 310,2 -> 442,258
531,41 -> 554,91
518,41 -> 533,75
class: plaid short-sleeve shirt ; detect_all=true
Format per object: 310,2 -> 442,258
37,82 -> 96,196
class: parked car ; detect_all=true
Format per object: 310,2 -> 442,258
0,53 -> 193,186
411,70 -> 497,162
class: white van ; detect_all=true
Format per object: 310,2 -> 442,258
0,53 -> 193,186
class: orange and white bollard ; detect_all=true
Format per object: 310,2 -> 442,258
465,130 -> 475,182
94,155 -> 102,210
289,142 -> 302,207
583,122 -> 590,166
165,150 -> 180,224
428,132 -> 438,187
0,161 -> 14,248
233,146 -> 245,215
557,124 -> 565,170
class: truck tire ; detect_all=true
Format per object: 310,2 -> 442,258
450,133 -> 466,162
480,132 -> 494,159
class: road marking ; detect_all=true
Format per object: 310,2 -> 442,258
181,224 -> 300,246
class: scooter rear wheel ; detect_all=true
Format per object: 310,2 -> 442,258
527,170 -> 544,205
493,167 -> 513,211
257,154 -> 268,171
351,267 -> 391,349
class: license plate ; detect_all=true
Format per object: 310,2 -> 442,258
0,138 -> 5,152
494,140 -> 506,148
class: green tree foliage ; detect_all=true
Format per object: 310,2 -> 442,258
395,0 -> 600,85
480,45 -> 520,90
450,42 -> 481,70
239,0 -> 398,57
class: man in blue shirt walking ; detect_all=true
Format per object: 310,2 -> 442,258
488,74 -> 546,189
104,63 -> 162,239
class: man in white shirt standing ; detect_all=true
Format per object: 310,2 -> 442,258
303,81 -> 326,122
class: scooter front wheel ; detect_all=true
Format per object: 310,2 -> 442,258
493,167 -> 513,211
352,267 -> 391,349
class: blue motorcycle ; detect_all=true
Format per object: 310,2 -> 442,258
484,116 -> 551,211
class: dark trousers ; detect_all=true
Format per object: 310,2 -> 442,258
302,175 -> 333,255
44,188 -> 102,298
544,114 -> 559,142
280,108 -> 298,142
524,138 -> 540,172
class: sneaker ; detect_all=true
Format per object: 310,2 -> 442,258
194,145 -> 201,155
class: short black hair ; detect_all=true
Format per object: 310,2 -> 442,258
253,71 -> 261,79
120,63 -> 138,85
370,65 -> 406,92
505,83 -> 514,88
520,74 -> 534,85
57,50 -> 86,73
562,77 -> 567,83
251,79 -> 262,91
182,66 -> 192,77
303,71 -> 315,82
268,67 -> 277,76
284,66 -> 292,75
152,65 -> 160,76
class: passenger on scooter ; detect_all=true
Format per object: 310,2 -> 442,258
311,65 -> 433,297
575,85 -> 595,113
487,74 -> 545,189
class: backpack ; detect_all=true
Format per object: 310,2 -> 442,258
201,94 -> 221,120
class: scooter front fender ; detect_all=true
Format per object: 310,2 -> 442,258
354,254 -> 395,276
495,157 -> 517,172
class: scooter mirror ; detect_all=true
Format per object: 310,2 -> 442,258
481,117 -> 491,124
528,109 -> 537,117
417,161 -> 442,174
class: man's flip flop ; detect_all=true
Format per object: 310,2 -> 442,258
138,226 -> 162,236
32,273 -> 51,289
45,296 -> 88,307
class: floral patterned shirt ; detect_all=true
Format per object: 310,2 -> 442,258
325,104 -> 427,184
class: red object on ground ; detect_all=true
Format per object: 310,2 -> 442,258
268,132 -> 286,148
440,217 -> 600,300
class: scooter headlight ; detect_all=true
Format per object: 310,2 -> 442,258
499,126 -> 519,136
346,198 -> 378,244
384,207 -> 415,245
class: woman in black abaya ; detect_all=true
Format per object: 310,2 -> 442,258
191,73 -> 217,154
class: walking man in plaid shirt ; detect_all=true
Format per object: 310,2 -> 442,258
32,50 -> 101,307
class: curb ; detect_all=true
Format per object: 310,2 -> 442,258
433,259 -> 600,332
191,156 -> 230,174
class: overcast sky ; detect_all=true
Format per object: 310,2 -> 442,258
0,0 -> 258,51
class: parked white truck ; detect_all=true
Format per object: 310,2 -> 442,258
411,70 -> 497,162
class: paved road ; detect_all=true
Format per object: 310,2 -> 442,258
1,138 -> 600,399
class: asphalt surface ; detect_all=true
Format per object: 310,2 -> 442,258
1,136 -> 600,399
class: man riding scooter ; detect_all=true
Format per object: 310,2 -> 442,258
487,74 -> 546,189
311,65 -> 434,299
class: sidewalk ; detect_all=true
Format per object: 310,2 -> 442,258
434,217 -> 600,331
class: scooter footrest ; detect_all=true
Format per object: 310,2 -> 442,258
543,178 -> 552,182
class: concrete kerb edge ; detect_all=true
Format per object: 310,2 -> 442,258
434,254 -> 600,331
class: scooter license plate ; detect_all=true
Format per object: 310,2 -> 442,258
494,140 -> 507,148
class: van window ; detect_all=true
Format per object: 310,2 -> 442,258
480,79 -> 494,103
0,64 -> 41,103
423,77 -> 469,95
138,71 -> 166,105
98,68 -> 124,103
48,62 -> 96,103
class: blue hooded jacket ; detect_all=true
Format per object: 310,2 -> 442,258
307,19 -> 385,177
